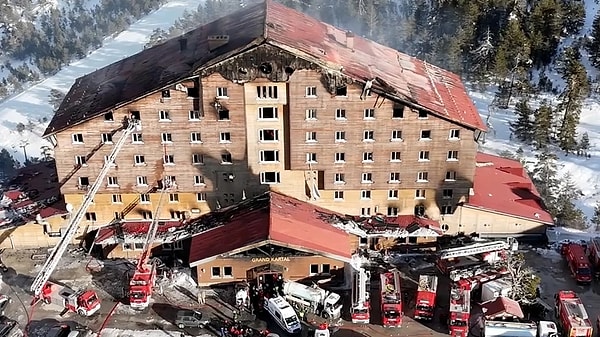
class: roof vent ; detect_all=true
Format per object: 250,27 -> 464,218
346,31 -> 355,50
208,35 -> 230,51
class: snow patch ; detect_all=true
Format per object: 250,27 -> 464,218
100,328 -> 210,337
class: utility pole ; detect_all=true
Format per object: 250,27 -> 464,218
19,141 -> 29,165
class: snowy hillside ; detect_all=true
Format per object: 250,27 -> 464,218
0,0 -> 202,162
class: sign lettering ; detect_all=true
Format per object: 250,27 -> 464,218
251,257 -> 291,263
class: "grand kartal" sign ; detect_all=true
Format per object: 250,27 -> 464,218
251,257 -> 291,263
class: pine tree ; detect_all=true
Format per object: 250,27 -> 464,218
558,47 -> 589,152
510,99 -> 534,143
554,173 -> 586,229
0,149 -> 18,179
533,101 -> 553,150
579,132 -> 590,153
531,150 -> 559,209
592,201 -> 600,231
588,12 -> 600,68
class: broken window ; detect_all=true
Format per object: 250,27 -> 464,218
387,207 -> 398,217
187,87 -> 199,98
321,264 -> 331,274
218,109 -> 230,120
393,104 -> 404,118
130,111 -> 141,120
78,177 -> 89,187
221,153 -> 232,164
104,111 -> 114,121
414,204 -> 426,216
161,90 -> 171,98
335,86 -> 347,96
418,110 -> 428,119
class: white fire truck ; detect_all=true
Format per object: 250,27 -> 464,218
282,281 -> 342,319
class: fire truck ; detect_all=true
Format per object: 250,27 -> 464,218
561,243 -> 592,284
588,237 -> 600,279
380,270 -> 402,327
414,275 -> 438,320
351,266 -> 370,324
29,119 -> 139,315
554,291 -> 593,337
437,240 -> 510,281
449,282 -> 471,337
484,321 -> 558,337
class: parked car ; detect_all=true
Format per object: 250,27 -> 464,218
175,310 -> 209,329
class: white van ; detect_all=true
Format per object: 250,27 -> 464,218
263,296 -> 302,334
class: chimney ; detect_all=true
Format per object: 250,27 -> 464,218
208,35 -> 230,52
179,38 -> 187,51
346,31 -> 355,50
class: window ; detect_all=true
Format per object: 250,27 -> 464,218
393,104 -> 404,118
420,130 -> 431,140
104,155 -> 116,167
449,129 -> 460,140
387,207 -> 398,217
136,176 -> 148,186
415,189 -> 426,199
211,267 -> 221,278
363,130 -> 374,141
85,212 -> 96,221
335,86 -> 347,96
322,264 -> 331,274
164,176 -> 177,188
417,171 -> 429,182
259,129 -> 279,142
193,154 -> 205,165
101,133 -> 113,144
138,210 -> 152,219
310,264 -> 319,275
111,194 -> 122,203
364,109 -> 375,119
391,130 -> 402,141
306,86 -> 317,97
104,111 -> 114,121
140,194 -> 150,203
161,89 -> 171,98
217,87 -> 228,98
441,205 -> 453,215
170,210 -> 185,219
161,133 -> 172,143
190,132 -> 202,143
159,110 -> 170,121
335,109 -> 346,119
335,131 -> 346,142
132,133 -> 143,144
362,152 -> 373,162
218,109 -> 230,120
441,223 -> 450,232
220,132 -> 231,143
445,171 -> 457,181
134,155 -> 145,165
257,85 -> 278,99
416,110 -> 428,119
361,207 -> 371,217
258,107 -> 278,119
220,153 -> 232,164
189,110 -> 203,120
388,190 -> 399,199
306,132 -> 317,142
390,151 -> 401,162
447,151 -> 459,161
361,172 -> 373,183
389,172 -> 400,183
260,172 -> 281,184
443,189 -> 454,199
194,175 -> 205,186
187,87 -> 199,98
164,154 -> 175,165
223,266 -> 233,277
361,190 -> 371,199
306,153 -> 317,163
419,151 -> 430,161
167,193 -> 178,203
260,150 -> 279,163
78,177 -> 89,187
334,191 -> 344,200
72,134 -> 84,144
130,111 -> 141,120
75,155 -> 87,166
197,192 -> 207,202
334,173 -> 345,184
335,152 -> 345,163
305,109 -> 317,120
107,176 -> 119,187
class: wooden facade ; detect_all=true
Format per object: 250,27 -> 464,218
51,46 -> 480,227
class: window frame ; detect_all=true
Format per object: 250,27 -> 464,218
258,106 -> 278,120
260,171 -> 281,184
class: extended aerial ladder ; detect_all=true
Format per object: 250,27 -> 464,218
351,267 -> 370,324
128,176 -> 173,310
30,119 -> 138,300
438,240 -> 510,260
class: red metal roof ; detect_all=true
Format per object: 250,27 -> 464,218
94,220 -> 185,245
467,153 -> 554,224
481,297 -> 524,319
3,190 -> 23,201
188,192 -> 352,265
37,203 -> 69,219
264,1 -> 485,131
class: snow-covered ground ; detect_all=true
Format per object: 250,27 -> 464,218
99,329 -> 210,337
0,0 -> 201,162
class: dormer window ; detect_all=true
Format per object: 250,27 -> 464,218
161,90 -> 171,98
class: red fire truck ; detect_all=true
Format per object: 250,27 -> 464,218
588,237 -> 600,279
380,270 -> 402,327
351,267 -> 370,324
561,243 -> 592,284
449,282 -> 471,337
554,291 -> 593,337
41,282 -> 100,316
414,275 -> 438,320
